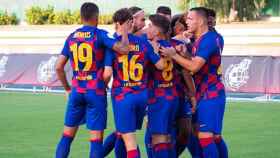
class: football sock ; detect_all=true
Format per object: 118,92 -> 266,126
199,137 -> 218,158
55,133 -> 74,158
90,138 -> 104,158
215,136 -> 228,158
103,132 -> 117,156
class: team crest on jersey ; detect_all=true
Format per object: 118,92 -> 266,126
37,56 -> 58,84
225,58 -> 252,91
0,56 -> 8,77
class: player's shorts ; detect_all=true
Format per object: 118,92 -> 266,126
176,97 -> 192,119
64,89 -> 107,131
112,90 -> 148,133
196,92 -> 226,134
147,97 -> 179,134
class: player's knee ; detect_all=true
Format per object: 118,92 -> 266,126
121,132 -> 138,150
151,134 -> 169,145
198,131 -> 213,138
63,126 -> 78,137
89,130 -> 104,141
198,132 -> 214,148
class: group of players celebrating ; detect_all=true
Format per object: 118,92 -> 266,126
55,2 -> 228,158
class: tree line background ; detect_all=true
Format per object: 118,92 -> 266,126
178,0 -> 277,22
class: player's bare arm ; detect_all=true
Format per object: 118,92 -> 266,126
103,66 -> 113,86
174,44 -> 197,111
160,46 -> 205,73
55,55 -> 71,92
112,20 -> 130,54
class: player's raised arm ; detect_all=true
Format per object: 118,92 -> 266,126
111,20 -> 130,54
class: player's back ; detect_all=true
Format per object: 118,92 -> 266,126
64,26 -> 108,94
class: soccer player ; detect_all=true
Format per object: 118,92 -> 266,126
168,14 -> 196,157
145,14 -> 181,158
205,8 -> 227,158
161,7 -> 228,158
128,6 -> 146,34
103,6 -> 148,158
55,2 -> 131,158
156,6 -> 172,21
103,8 -> 165,158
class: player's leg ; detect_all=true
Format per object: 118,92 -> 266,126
103,131 -> 117,156
176,99 -> 193,157
112,95 -> 140,158
145,126 -> 153,158
56,91 -> 85,158
114,132 -> 127,158
214,95 -> 228,158
86,92 -> 108,158
214,135 -> 228,158
197,99 -> 222,158
148,98 -> 175,158
186,113 -> 203,158
89,130 -> 104,158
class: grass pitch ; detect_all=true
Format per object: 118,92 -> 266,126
0,92 -> 279,158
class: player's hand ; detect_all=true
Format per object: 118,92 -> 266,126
119,19 -> 131,35
183,30 -> 193,39
160,46 -> 177,57
175,44 -> 187,57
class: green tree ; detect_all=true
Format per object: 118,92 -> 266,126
177,0 -> 268,22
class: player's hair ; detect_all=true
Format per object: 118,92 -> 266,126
128,6 -> 143,16
149,14 -> 171,35
80,2 -> 99,21
190,7 -> 208,23
156,6 -> 172,16
113,8 -> 133,25
170,14 -> 188,36
171,14 -> 188,29
207,8 -> 216,18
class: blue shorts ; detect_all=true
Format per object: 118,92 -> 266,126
196,93 -> 226,134
147,97 -> 179,134
64,89 -> 107,131
112,90 -> 148,133
177,97 -> 192,119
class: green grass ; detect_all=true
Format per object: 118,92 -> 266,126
0,92 -> 280,158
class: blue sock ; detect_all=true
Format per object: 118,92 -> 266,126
215,137 -> 228,158
103,132 -> 117,156
152,143 -> 172,158
199,137 -> 218,158
114,136 -> 127,158
168,143 -> 177,158
144,130 -> 153,158
55,134 -> 74,158
187,135 -> 203,158
90,139 -> 104,158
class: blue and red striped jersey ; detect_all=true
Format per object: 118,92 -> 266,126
61,25 -> 117,95
191,31 -> 225,101
105,33 -> 160,101
148,39 -> 180,103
